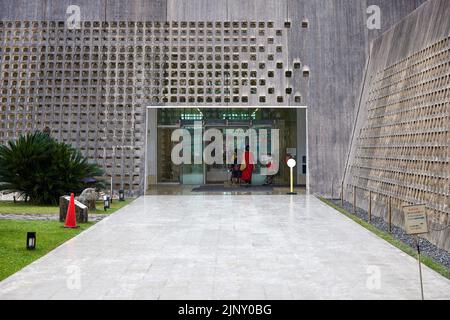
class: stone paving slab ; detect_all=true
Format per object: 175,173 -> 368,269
0,195 -> 449,300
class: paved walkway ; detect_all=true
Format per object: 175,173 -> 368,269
0,195 -> 448,299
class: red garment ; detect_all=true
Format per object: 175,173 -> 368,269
241,151 -> 254,182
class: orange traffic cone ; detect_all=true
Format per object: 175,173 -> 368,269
64,193 -> 79,228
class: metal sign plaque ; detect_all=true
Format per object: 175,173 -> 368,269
403,204 -> 428,235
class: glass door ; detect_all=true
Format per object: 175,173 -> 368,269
157,127 -> 181,183
251,123 -> 273,185
204,125 -> 248,184
180,124 -> 204,185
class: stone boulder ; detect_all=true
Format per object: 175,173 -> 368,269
59,196 -> 89,223
77,188 -> 98,211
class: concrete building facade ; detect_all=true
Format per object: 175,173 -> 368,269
0,0 -> 426,197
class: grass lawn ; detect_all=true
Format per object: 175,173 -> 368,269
0,219 -> 94,281
94,198 -> 135,214
0,198 -> 135,215
0,198 -> 135,281
318,197 -> 450,280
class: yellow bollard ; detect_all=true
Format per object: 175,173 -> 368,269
290,167 -> 294,193
287,158 -> 297,195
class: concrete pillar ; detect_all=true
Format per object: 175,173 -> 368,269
296,108 -> 307,186
145,108 -> 158,190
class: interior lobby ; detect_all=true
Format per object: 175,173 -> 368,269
145,107 -> 307,194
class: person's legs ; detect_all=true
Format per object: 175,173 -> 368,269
248,166 -> 253,185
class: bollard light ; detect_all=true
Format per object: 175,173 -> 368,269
119,189 -> 125,201
103,195 -> 110,211
26,232 -> 36,250
287,158 -> 296,168
287,158 -> 297,195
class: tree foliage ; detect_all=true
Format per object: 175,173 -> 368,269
0,132 -> 104,204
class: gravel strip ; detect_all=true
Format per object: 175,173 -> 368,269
0,213 -> 107,222
329,199 -> 450,269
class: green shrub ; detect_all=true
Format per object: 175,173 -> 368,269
0,131 -> 104,205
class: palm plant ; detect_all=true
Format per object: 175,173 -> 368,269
0,131 -> 104,205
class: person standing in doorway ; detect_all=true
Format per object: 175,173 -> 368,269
240,145 -> 254,185
264,152 -> 275,185
229,148 -> 242,185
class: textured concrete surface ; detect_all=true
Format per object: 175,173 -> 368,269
0,195 -> 448,300
0,0 -> 426,198
343,0 -> 450,250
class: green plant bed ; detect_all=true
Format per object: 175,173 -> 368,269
0,201 -> 59,214
318,197 -> 450,280
0,131 -> 104,205
0,219 -> 94,281
0,198 -> 135,215
94,198 -> 135,214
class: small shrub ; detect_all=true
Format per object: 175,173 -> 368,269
0,131 -> 104,205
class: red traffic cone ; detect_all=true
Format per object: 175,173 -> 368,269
64,193 -> 78,228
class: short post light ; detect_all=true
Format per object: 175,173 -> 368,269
103,195 -> 110,211
110,176 -> 113,204
119,189 -> 125,202
26,232 -> 36,250
287,158 -> 297,195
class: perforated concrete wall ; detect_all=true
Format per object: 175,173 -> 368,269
0,0 -> 424,196
343,0 -> 450,250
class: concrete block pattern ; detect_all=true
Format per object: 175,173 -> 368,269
0,0 -> 424,197
344,0 -> 450,251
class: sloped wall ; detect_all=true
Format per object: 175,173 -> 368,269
343,0 -> 450,250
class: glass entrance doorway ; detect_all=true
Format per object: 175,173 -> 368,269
180,123 -> 203,184
155,108 -> 305,186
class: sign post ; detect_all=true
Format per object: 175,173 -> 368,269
403,204 -> 428,300
415,235 -> 424,301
